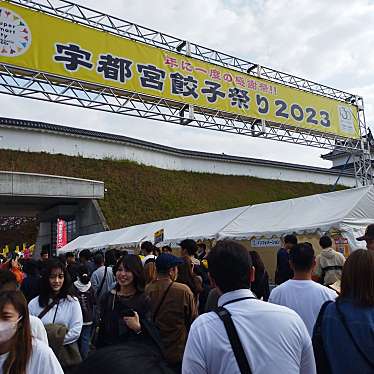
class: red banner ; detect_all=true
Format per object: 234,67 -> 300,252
56,218 -> 67,249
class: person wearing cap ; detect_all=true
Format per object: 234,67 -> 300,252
145,253 -> 197,370
357,223 -> 374,251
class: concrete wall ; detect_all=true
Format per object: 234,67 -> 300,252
0,126 -> 356,187
35,200 -> 108,255
0,170 -> 104,199
0,170 -> 107,254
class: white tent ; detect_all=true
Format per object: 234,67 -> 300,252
60,186 -> 374,253
218,185 -> 374,250
60,205 -> 249,253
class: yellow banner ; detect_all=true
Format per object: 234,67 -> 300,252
0,1 -> 360,139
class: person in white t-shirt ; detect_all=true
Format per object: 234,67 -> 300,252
269,242 -> 337,336
141,241 -> 157,265
182,240 -> 316,374
0,290 -> 63,374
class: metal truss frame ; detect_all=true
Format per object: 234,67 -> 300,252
7,0 -> 355,101
1,0 -> 372,185
352,97 -> 373,186
0,63 -> 363,153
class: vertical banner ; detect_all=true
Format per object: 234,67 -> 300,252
154,229 -> 164,244
56,218 -> 67,249
334,237 -> 350,258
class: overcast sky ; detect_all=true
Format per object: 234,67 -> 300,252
1,0 -> 374,167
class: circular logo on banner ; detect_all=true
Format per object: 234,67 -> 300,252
0,7 -> 32,57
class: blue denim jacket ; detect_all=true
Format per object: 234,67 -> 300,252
322,299 -> 374,374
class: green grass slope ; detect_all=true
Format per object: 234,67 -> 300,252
0,149 -> 346,232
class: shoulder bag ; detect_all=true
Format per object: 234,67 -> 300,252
39,299 -> 82,369
214,297 -> 256,374
152,282 -> 174,322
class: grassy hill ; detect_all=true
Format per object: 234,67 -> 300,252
0,149 -> 345,243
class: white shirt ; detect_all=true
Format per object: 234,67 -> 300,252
30,315 -> 48,344
28,296 -> 83,345
182,289 -> 316,374
0,338 -> 63,374
269,279 -> 337,336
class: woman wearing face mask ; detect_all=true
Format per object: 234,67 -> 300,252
96,254 -> 151,348
0,290 -> 63,374
28,259 -> 83,369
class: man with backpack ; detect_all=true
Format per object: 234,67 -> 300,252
182,240 -> 315,374
90,252 -> 116,344
90,253 -> 115,302
314,235 -> 345,286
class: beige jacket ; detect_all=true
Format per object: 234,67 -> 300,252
314,247 -> 345,285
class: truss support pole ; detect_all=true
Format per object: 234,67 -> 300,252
354,97 -> 373,186
180,104 -> 194,126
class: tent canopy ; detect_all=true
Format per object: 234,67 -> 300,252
60,205 -> 249,253
60,186 -> 374,253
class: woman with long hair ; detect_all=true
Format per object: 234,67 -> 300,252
177,256 -> 203,303
249,251 -> 270,301
144,260 -> 157,286
313,249 -> 374,373
28,258 -> 83,369
96,254 -> 151,347
0,290 -> 63,374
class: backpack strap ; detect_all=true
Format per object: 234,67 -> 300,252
214,306 -> 252,374
321,265 -> 343,284
96,266 -> 108,298
335,301 -> 374,369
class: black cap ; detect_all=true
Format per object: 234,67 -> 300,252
155,253 -> 183,272
357,224 -> 374,241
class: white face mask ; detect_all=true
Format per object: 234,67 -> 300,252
0,317 -> 21,344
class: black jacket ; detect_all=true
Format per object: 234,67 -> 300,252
97,290 -> 150,348
73,282 -> 96,323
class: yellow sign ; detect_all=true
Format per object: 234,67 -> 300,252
0,1 -> 360,139
154,229 -> 164,244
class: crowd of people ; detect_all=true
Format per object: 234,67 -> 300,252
0,223 -> 373,373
